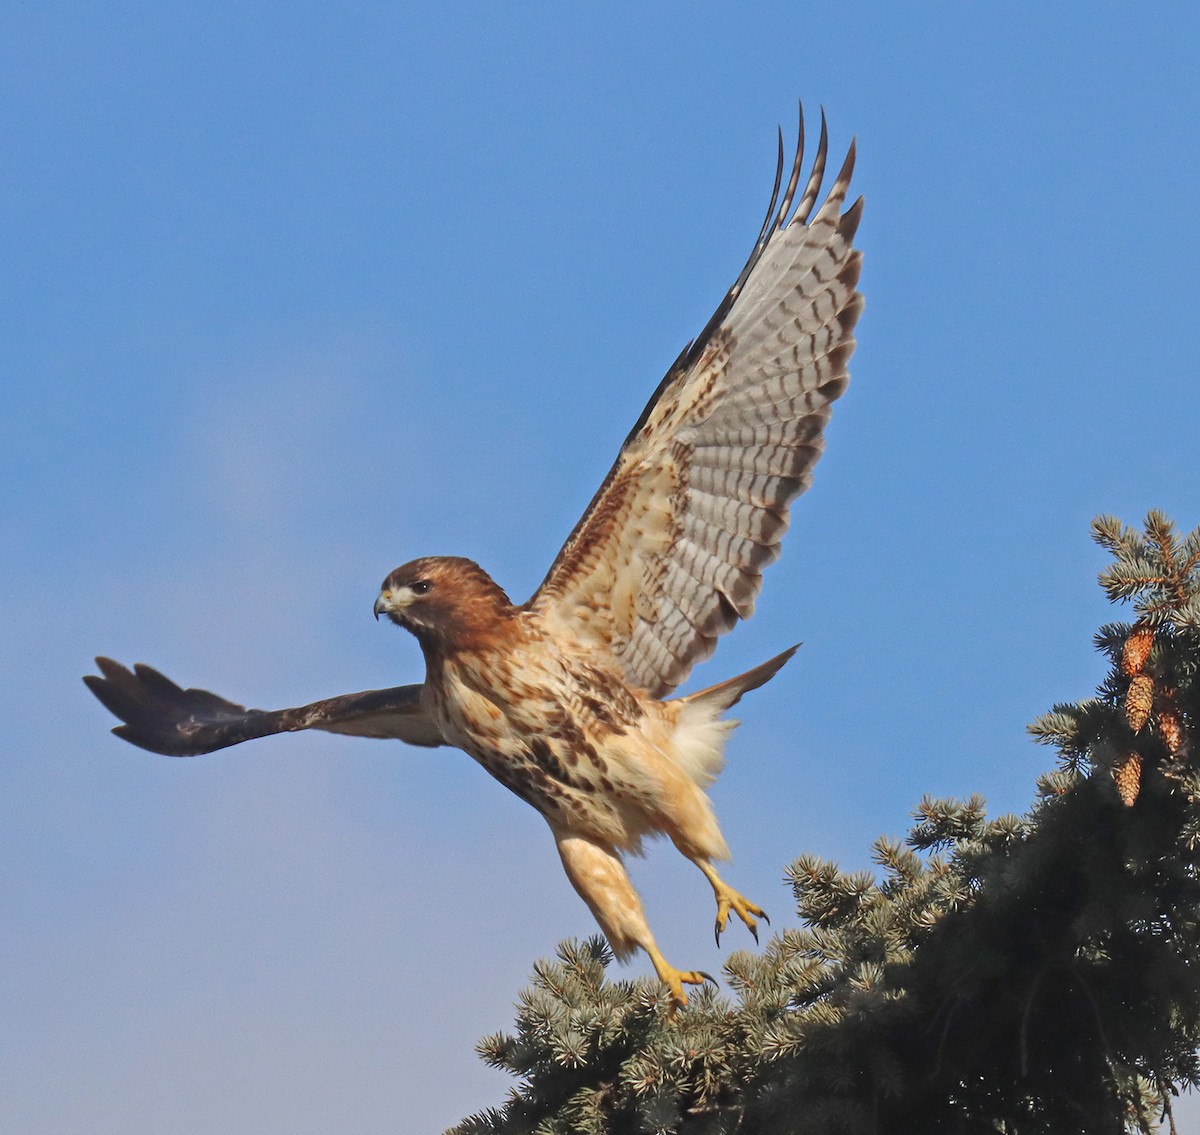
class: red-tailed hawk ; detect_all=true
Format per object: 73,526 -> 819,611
86,110 -> 862,1006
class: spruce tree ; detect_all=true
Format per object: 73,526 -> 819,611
451,512 -> 1200,1135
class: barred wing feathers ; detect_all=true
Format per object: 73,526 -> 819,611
527,113 -> 863,697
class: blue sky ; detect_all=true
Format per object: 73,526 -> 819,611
4,4 -> 1199,1131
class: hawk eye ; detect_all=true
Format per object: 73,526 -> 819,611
409,580 -> 432,596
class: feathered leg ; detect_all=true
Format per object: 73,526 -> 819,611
553,830 -> 713,1008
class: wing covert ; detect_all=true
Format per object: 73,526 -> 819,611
526,108 -> 863,697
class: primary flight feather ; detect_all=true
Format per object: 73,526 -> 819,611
86,108 -> 863,1006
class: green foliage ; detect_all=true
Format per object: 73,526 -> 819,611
452,514 -> 1200,1135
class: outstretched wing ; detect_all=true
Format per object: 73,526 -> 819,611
527,110 -> 864,697
84,657 -> 445,756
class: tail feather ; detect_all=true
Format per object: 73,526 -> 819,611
677,644 -> 800,712
660,644 -> 800,856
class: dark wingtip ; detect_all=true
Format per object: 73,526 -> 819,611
773,105 -> 807,232
131,662 -> 186,699
110,723 -> 184,757
794,112 -> 830,225
92,656 -> 127,681
84,656 -> 252,757
832,135 -> 858,194
839,195 -> 865,242
84,660 -> 138,720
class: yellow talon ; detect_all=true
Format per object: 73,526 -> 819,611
697,861 -> 767,945
645,945 -> 715,1010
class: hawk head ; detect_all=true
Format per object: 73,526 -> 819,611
374,556 -> 515,652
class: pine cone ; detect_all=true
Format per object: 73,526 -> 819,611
1125,675 -> 1154,732
1159,710 -> 1184,759
1114,751 -> 1143,807
1121,623 -> 1155,677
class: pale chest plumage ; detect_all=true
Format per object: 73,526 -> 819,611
423,636 -> 681,851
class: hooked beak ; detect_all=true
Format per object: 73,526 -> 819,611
375,587 -> 414,622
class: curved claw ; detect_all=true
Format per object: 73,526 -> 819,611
699,971 -> 719,989
711,883 -> 767,947
647,948 -> 717,1011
